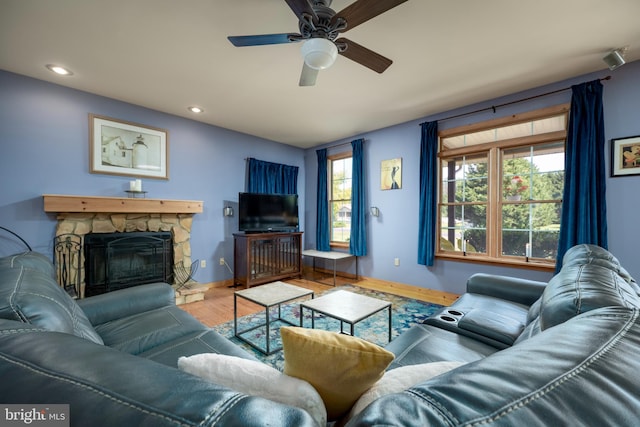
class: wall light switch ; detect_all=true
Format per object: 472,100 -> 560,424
394,258 -> 400,266
200,259 -> 206,268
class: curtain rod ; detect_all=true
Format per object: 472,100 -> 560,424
318,76 -> 611,150
327,141 -> 352,150
421,75 -> 611,125
318,138 -> 365,152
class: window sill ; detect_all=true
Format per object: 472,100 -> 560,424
436,253 -> 556,272
330,242 -> 349,249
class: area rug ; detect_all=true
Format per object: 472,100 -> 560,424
211,285 -> 443,371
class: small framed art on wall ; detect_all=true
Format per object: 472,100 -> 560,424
611,135 -> 640,177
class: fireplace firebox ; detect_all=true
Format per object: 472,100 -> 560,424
84,232 -> 173,297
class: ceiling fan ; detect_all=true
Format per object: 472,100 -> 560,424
228,0 -> 409,86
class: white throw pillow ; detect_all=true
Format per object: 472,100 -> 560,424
344,361 -> 466,422
178,353 -> 326,427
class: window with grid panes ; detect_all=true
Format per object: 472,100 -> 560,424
329,154 -> 352,245
438,104 -> 568,267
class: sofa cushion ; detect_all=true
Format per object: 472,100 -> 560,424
0,252 -> 56,278
526,297 -> 542,324
513,314 -> 542,344
561,243 -> 636,284
139,329 -> 259,367
281,326 -> 394,421
77,282 -> 176,326
178,353 -> 327,427
94,305 -> 206,355
0,266 -> 103,344
539,245 -> 640,331
385,323 -> 498,370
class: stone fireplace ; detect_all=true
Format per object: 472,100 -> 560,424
44,195 -> 203,299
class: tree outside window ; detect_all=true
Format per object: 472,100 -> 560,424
438,105 -> 568,266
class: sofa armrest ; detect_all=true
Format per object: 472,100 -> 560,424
77,282 -> 175,326
466,273 -> 546,306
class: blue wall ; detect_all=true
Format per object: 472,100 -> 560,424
2,61 -> 639,295
304,61 -> 640,294
0,70 -> 305,285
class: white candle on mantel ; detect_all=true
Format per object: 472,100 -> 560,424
462,239 -> 467,253
129,180 -> 136,191
526,243 -> 532,258
135,179 -> 142,192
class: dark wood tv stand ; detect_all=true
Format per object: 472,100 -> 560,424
233,231 -> 303,288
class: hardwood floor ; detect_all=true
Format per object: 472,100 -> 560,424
179,276 -> 459,327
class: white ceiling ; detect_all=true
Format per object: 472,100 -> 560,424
1,0 -> 639,149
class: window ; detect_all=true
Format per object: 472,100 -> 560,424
438,104 -> 568,266
329,153 -> 352,245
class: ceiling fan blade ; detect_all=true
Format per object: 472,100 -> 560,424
228,33 -> 300,47
284,0 -> 317,22
335,38 -> 392,73
332,0 -> 409,32
299,63 -> 319,86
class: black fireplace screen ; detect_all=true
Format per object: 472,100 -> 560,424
84,232 -> 173,297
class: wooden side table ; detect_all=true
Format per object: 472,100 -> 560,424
301,249 -> 357,286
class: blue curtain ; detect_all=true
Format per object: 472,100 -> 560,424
555,79 -> 607,272
316,149 -> 330,251
246,158 -> 298,194
418,121 -> 439,266
349,138 -> 367,256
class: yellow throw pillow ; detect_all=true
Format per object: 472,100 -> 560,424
281,326 -> 395,421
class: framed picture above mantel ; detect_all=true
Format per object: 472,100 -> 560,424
611,135 -> 640,177
89,114 -> 169,179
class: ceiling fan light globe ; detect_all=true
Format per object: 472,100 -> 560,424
301,38 -> 338,70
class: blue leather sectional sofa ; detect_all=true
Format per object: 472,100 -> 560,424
1,244 -> 639,426
0,251 -> 314,426
353,243 -> 640,425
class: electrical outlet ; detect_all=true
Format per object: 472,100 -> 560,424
219,257 -> 225,266
200,259 -> 206,268
394,258 -> 400,267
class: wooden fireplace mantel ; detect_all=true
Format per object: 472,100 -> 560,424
43,194 -> 203,214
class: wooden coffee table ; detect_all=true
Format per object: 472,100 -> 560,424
299,290 -> 392,343
234,281 -> 314,354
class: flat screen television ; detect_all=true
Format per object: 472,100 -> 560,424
238,192 -> 299,233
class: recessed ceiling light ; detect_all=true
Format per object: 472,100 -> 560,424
46,64 -> 73,76
188,106 -> 204,113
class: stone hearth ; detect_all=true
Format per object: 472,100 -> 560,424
54,212 -> 194,298
44,195 -> 205,302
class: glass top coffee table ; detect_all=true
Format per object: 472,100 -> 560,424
234,281 -> 314,355
299,290 -> 392,343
